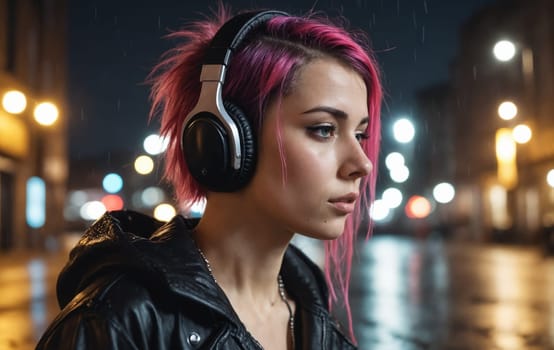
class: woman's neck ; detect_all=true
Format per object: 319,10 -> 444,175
193,193 -> 294,304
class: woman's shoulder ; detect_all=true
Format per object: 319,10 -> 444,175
36,272 -> 230,350
36,272 -> 158,349
60,271 -> 172,324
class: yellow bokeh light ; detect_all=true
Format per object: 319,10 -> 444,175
2,90 -> 27,114
33,102 -> 59,126
512,124 -> 532,144
154,203 -> 176,222
496,129 -> 518,189
134,155 -> 154,175
497,101 -> 517,121
496,128 -> 516,162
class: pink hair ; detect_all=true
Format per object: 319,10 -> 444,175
148,8 -> 382,342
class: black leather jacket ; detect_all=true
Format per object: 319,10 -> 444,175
36,211 -> 356,349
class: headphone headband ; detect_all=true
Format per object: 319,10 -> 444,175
203,10 -> 289,66
182,10 -> 289,192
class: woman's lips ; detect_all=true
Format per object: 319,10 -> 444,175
328,193 -> 358,214
328,200 -> 356,214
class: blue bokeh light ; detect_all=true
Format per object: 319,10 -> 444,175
102,173 -> 123,193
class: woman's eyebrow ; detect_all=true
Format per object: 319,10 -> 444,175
302,106 -> 348,119
302,106 -> 369,126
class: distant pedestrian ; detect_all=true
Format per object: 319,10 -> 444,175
36,5 -> 382,349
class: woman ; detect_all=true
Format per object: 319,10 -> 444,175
37,7 -> 381,350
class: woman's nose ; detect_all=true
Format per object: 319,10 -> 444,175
339,142 -> 373,180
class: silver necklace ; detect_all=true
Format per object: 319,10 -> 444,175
197,248 -> 295,349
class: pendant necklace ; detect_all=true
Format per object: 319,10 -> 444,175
197,247 -> 295,349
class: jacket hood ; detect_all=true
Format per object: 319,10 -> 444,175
56,210 -> 329,317
56,210 -> 173,307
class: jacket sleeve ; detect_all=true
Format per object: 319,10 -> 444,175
36,274 -> 142,350
35,310 -> 140,350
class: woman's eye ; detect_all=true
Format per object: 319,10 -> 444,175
356,131 -> 370,143
307,124 -> 336,139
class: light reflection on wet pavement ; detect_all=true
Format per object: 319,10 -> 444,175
0,253 -> 65,350
1,235 -> 554,349
350,235 -> 554,349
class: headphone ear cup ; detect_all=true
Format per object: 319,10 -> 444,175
182,102 -> 256,192
223,100 -> 257,188
182,111 -> 232,191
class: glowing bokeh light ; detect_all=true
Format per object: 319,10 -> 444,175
141,187 -> 165,207
26,177 -> 46,228
382,188 -> 403,209
370,199 -> 391,222
143,134 -> 169,155
102,173 -> 123,193
2,90 -> 27,114
33,102 -> 59,126
390,165 -> 410,183
80,201 -> 106,221
101,194 -> 124,211
512,124 -> 532,144
385,152 -> 405,171
497,101 -> 518,121
134,155 -> 154,175
433,183 -> 456,204
405,196 -> 431,219
493,40 -> 516,62
154,203 -> 176,222
392,118 -> 415,143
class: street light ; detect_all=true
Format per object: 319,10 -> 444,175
33,102 -> 59,126
390,165 -> 410,183
2,90 -> 27,114
392,118 -> 415,143
370,199 -> 391,222
1,89 -> 59,126
134,155 -> 154,175
512,124 -> 532,144
497,101 -> 518,121
143,134 -> 168,155
385,152 -> 405,170
154,203 -> 176,222
433,182 -> 456,204
493,40 -> 516,62
382,187 -> 403,209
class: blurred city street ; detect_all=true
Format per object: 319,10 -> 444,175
1,234 -> 554,350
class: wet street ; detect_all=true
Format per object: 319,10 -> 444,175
350,235 -> 554,350
1,234 -> 554,350
0,250 -> 65,350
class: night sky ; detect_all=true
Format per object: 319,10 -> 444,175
67,0 -> 498,159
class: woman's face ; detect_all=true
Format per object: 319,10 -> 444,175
245,58 -> 372,240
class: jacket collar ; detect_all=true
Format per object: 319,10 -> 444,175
147,213 -> 329,318
60,210 -> 328,324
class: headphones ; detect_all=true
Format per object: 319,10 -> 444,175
181,10 -> 289,192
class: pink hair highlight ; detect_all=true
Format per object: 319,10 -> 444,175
148,8 -> 382,342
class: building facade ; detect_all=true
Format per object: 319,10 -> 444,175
0,0 -> 68,251
449,0 -> 554,242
